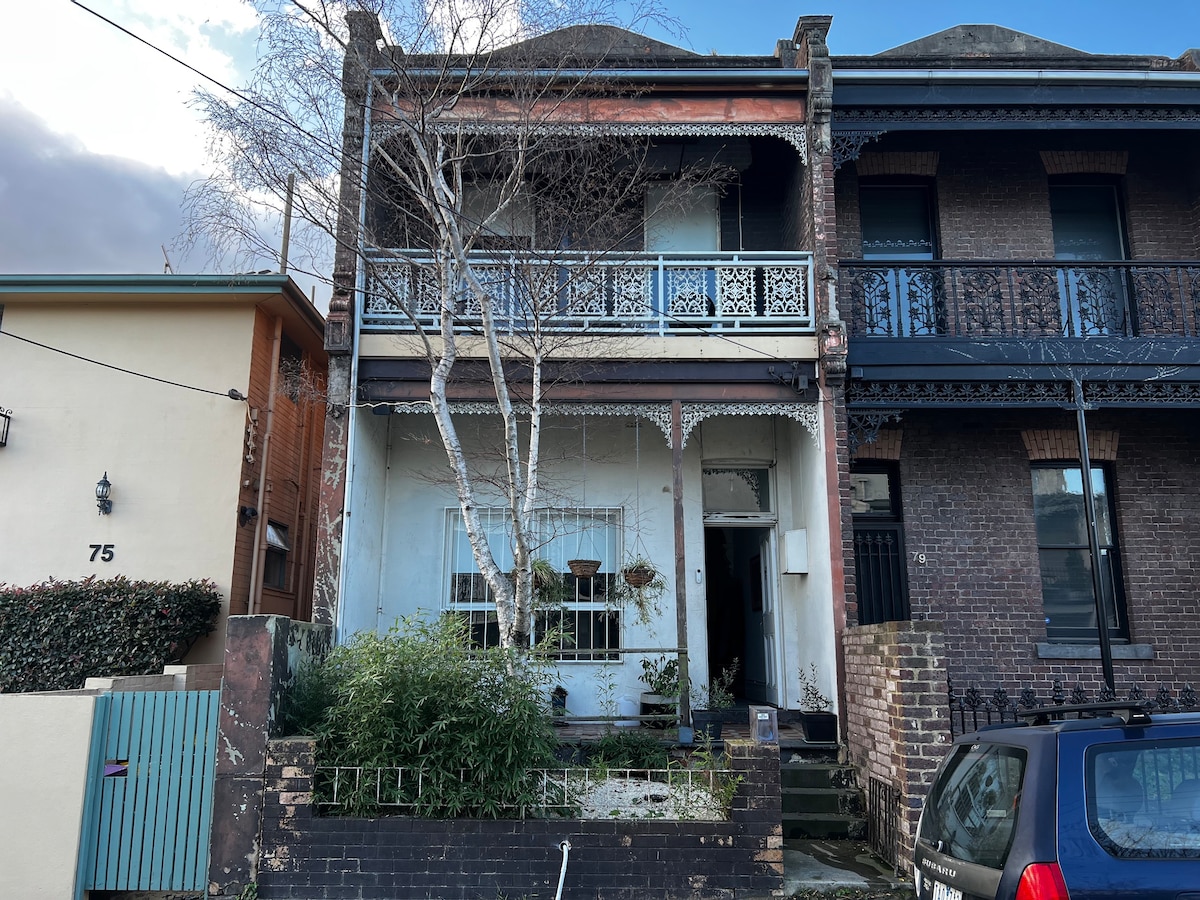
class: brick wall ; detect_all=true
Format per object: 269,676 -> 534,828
843,621 -> 948,872
893,410 -> 1200,690
834,140 -> 1200,262
255,738 -> 782,900
936,148 -> 1055,259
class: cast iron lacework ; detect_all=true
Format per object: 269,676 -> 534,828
679,402 -> 819,448
1084,381 -> 1200,405
947,675 -> 1198,738
843,262 -> 1200,339
849,381 -> 1072,406
371,120 -> 809,157
830,129 -> 887,170
391,401 -> 820,448
392,401 -> 675,445
848,411 -> 903,454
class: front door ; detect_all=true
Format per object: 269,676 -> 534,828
704,525 -> 780,706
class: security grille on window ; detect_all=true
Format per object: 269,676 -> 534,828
445,507 -> 622,659
264,521 -> 290,590
1031,464 -> 1128,643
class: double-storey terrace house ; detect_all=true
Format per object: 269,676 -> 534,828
315,13 -> 849,725
824,24 -> 1200,858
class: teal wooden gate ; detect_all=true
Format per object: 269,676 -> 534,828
77,690 -> 220,897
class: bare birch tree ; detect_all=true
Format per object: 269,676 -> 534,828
188,0 -> 726,651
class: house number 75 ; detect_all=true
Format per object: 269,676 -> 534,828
90,544 -> 115,562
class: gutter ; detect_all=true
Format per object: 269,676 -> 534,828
833,68 -> 1200,86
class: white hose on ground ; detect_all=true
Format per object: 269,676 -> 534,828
554,838 -> 571,900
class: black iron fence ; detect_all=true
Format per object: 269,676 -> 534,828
948,676 -> 1199,737
866,775 -> 903,871
843,260 -> 1200,339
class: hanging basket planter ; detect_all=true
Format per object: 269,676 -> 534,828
622,564 -> 656,589
568,559 -> 601,578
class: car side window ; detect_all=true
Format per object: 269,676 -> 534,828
1088,739 -> 1200,858
918,742 -> 1027,870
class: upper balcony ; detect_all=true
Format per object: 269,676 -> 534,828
844,260 -> 1200,340
362,251 -> 815,336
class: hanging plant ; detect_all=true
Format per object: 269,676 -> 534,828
611,555 -> 668,624
567,559 -> 601,578
622,561 -> 656,589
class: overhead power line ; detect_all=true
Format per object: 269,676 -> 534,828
0,328 -> 246,400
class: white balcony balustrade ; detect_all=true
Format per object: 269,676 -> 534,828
362,251 -> 814,335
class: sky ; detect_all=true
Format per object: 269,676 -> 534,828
1,0 -> 1198,312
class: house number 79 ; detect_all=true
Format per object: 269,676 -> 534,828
90,544 -> 115,562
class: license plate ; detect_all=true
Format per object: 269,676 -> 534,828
932,881 -> 962,900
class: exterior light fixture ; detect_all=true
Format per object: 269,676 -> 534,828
0,407 -> 10,446
96,472 -> 112,515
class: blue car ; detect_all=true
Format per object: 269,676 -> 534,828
913,704 -> 1200,900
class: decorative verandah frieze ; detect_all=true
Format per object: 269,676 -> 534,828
371,120 -> 809,158
390,399 -> 820,448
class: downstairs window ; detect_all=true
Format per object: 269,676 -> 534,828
445,507 -> 622,660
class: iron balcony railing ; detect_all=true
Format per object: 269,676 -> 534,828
843,260 -> 1200,339
363,250 -> 814,334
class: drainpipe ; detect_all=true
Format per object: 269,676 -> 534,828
1073,378 -> 1115,691
249,317 -> 284,614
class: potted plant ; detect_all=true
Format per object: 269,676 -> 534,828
612,555 -> 669,624
798,662 -> 838,743
691,658 -> 739,741
639,655 -> 679,728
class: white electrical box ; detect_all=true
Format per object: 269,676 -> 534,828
782,529 -> 809,574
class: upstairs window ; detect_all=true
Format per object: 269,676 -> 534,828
859,184 -> 936,261
1049,183 -> 1127,262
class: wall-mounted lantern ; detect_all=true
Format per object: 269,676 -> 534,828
0,407 -> 11,447
96,472 -> 112,515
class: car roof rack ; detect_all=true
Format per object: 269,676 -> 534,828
1015,701 -> 1153,727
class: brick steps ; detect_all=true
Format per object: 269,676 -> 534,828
781,757 -> 866,841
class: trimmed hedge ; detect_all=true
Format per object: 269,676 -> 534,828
0,575 -> 222,693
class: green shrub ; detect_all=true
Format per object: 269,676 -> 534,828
589,729 -> 670,769
0,575 -> 222,693
285,614 -> 558,817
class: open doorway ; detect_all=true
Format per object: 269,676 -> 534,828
704,525 -> 778,706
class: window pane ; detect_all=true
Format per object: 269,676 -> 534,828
702,468 -> 771,513
918,743 -> 1026,870
1031,466 -> 1111,545
1050,185 -> 1124,261
860,186 -> 934,260
1088,739 -> 1200,858
1039,548 -> 1099,632
851,471 -> 894,516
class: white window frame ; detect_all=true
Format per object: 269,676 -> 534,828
444,507 -> 624,659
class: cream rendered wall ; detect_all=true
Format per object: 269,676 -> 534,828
0,693 -> 97,899
345,409 -> 833,716
0,302 -> 255,664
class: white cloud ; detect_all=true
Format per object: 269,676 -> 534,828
0,0 -> 260,176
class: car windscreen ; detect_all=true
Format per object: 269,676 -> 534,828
918,742 -> 1027,870
1087,737 -> 1200,858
